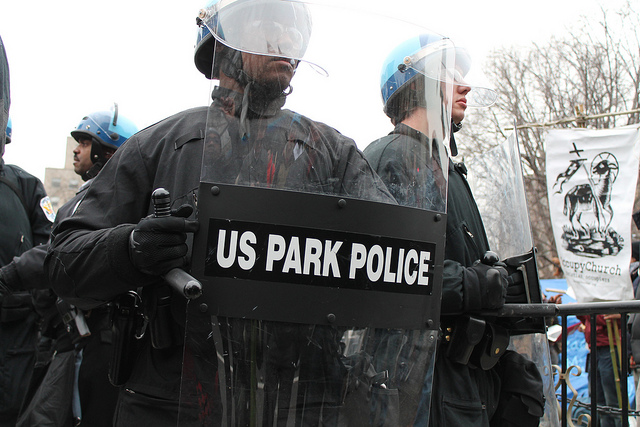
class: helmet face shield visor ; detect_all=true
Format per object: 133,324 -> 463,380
464,83 -> 498,108
405,43 -> 497,108
380,35 -> 456,160
201,0 -> 312,61
449,48 -> 497,108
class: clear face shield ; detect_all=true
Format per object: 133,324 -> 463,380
405,38 -> 457,145
450,47 -> 497,108
181,2 -> 454,425
465,131 -> 558,425
201,0 -> 314,66
374,36 -> 457,211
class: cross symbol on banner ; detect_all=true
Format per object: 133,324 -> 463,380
569,142 -> 585,158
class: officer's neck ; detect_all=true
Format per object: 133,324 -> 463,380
401,107 -> 429,136
219,73 -> 245,94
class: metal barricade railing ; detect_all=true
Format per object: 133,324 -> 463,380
495,301 -> 640,427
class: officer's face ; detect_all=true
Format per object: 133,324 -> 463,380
73,138 -> 93,175
451,82 -> 471,124
241,52 -> 295,91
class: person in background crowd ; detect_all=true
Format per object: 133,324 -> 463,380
628,237 -> 640,421
578,313 -> 622,427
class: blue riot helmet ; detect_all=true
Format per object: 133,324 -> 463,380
70,103 -> 138,180
194,0 -> 312,81
194,19 -> 216,79
5,116 -> 10,144
381,33 -> 496,124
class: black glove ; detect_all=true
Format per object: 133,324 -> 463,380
0,270 -> 10,297
129,205 -> 199,276
505,270 -> 527,303
463,251 -> 509,311
501,254 -> 533,304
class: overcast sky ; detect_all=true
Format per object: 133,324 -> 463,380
0,0 -> 625,182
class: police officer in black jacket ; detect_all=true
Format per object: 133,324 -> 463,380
45,2 -> 393,425
5,108 -> 137,427
364,33 -> 544,426
0,34 -> 55,427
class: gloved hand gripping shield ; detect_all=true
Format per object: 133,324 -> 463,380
181,2 -> 454,424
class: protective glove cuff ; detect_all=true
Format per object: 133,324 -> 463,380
106,224 -> 157,289
128,215 -> 197,277
462,267 -> 483,312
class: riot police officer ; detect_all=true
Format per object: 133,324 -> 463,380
364,34 -> 545,426
0,34 -> 55,427
46,1 -> 393,425
2,107 -> 137,427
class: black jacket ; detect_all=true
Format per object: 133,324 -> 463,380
0,161 -> 53,267
46,95 -> 393,406
364,124 -> 500,426
364,124 -> 490,314
1,181 -> 89,291
0,161 -> 53,426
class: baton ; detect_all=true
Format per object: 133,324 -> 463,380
152,188 -> 203,300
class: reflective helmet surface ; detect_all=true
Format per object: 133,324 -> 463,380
5,116 -> 11,144
380,33 -> 496,112
194,21 -> 216,78
380,33 -> 453,111
194,0 -> 312,79
70,107 -> 138,150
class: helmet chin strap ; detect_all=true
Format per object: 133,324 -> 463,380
238,79 -> 290,140
81,162 -> 103,181
220,49 -> 248,86
449,120 -> 462,157
81,138 -> 109,181
220,46 -> 294,100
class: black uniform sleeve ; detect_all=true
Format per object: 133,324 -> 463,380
19,170 -> 53,246
1,185 -> 91,292
46,134 -> 159,309
441,259 -> 465,313
46,111 -> 204,310
1,244 -> 48,291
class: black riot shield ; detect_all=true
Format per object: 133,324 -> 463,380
465,129 -> 559,427
177,1 -> 456,425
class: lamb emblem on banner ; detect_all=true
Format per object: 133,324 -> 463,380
552,142 -> 622,257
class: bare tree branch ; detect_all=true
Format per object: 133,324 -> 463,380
457,1 -> 640,278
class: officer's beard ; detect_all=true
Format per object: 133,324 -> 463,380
219,51 -> 294,139
237,79 -> 289,140
244,75 -> 291,110
220,52 -> 292,102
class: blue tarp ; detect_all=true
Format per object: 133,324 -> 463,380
541,279 -> 636,407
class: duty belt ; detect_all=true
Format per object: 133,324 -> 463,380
441,315 -> 510,370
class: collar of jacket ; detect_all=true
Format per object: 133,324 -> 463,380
391,123 -> 429,145
212,85 -> 286,118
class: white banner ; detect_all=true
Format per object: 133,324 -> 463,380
546,127 -> 640,302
